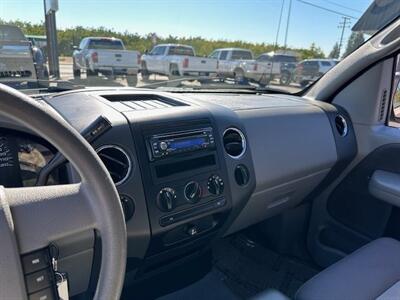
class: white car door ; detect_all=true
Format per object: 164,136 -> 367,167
154,46 -> 168,73
146,46 -> 164,72
256,54 -> 273,75
217,50 -> 230,75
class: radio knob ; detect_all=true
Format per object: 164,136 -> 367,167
159,141 -> 168,151
184,181 -> 202,203
208,175 -> 224,196
157,188 -> 176,212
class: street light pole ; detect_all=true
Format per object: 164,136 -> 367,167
44,0 -> 60,79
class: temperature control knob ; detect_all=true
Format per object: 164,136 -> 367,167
207,175 -> 224,196
184,181 -> 202,203
157,187 -> 177,212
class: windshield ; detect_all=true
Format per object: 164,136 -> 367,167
0,0 -> 399,93
0,25 -> 26,41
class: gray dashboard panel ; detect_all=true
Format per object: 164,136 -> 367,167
237,105 -> 337,189
185,93 -> 338,234
227,103 -> 337,233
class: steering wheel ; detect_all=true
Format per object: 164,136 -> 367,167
0,84 -> 127,299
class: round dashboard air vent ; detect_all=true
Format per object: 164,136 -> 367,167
96,145 -> 132,185
223,128 -> 246,159
335,115 -> 348,137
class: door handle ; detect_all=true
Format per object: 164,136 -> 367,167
369,170 -> 400,207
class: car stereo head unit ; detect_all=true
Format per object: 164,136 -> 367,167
148,127 -> 215,160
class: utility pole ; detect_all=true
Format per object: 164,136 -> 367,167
274,0 -> 286,49
284,0 -> 293,49
338,16 -> 351,57
44,0 -> 60,79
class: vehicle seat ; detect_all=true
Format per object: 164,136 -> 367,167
296,238 -> 400,300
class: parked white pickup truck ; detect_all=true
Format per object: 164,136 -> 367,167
72,37 -> 140,86
255,52 -> 298,85
209,48 -> 269,85
140,44 -> 218,80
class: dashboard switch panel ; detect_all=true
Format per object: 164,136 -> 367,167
25,268 -> 54,294
21,249 -> 51,274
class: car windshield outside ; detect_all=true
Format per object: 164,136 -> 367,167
0,24 -> 25,41
0,0 -> 399,93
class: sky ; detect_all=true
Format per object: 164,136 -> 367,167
0,0 -> 373,55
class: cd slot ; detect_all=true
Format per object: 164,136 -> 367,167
155,154 -> 216,178
159,198 -> 226,226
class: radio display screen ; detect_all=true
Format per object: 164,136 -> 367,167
170,137 -> 206,149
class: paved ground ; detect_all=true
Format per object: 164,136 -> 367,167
59,59 -> 301,93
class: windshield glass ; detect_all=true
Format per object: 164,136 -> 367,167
0,0 -> 399,93
0,25 -> 26,41
87,39 -> 124,50
231,50 -> 253,60
168,46 -> 195,56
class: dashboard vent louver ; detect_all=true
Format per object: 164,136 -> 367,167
335,115 -> 348,137
223,128 -> 246,159
101,94 -> 187,111
378,89 -> 387,122
96,145 -> 132,185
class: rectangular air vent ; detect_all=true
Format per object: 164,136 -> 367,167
101,94 -> 188,112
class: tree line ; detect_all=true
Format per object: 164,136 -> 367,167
1,19 -> 330,60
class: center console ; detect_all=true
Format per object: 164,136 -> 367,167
133,118 -> 232,256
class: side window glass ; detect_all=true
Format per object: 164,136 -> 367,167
157,47 -> 166,55
257,55 -> 270,62
79,39 -> 86,49
219,51 -> 228,60
149,47 -> 158,55
209,51 -> 219,59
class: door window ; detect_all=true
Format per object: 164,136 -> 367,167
219,51 -> 228,60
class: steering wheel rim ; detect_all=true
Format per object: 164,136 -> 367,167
0,84 -> 127,300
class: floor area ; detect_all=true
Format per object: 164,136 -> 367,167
158,233 -> 319,299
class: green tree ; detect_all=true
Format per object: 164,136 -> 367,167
328,42 -> 340,59
298,43 -> 325,59
343,32 -> 364,58
1,18 -> 328,60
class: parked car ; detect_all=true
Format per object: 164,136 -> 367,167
0,24 -> 48,86
292,59 -> 339,87
209,48 -> 270,85
72,37 -> 140,86
255,52 -> 298,85
140,44 -> 218,80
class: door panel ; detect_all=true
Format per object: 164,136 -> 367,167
307,58 -> 399,268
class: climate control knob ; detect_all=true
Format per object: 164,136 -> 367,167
207,175 -> 224,196
184,181 -> 202,203
157,187 -> 177,212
